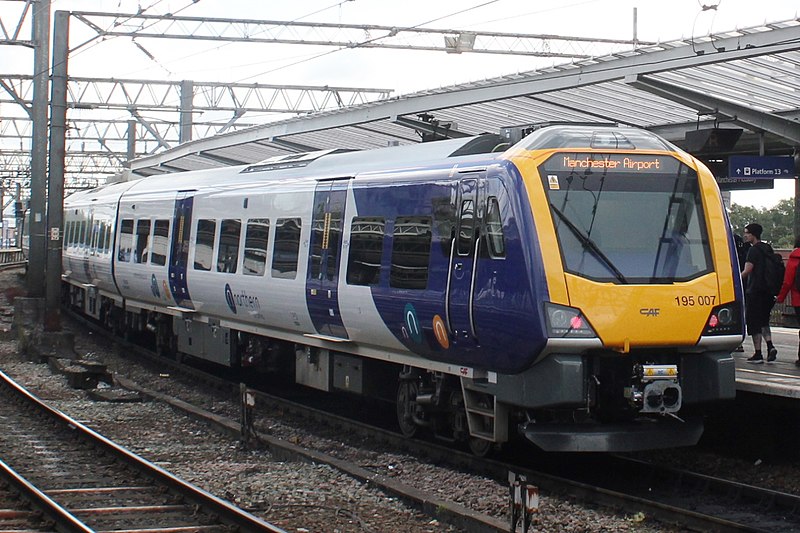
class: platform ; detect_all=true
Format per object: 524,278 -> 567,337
734,326 -> 800,399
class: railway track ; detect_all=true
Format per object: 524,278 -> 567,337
0,463 -> 62,532
66,309 -> 800,532
0,367 -> 285,533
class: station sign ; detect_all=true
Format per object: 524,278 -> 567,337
728,155 -> 796,179
715,176 -> 774,191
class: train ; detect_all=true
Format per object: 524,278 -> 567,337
53,123 -> 742,453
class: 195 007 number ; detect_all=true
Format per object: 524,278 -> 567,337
675,295 -> 716,306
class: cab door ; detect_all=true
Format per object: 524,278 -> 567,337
447,175 -> 485,346
306,178 -> 350,339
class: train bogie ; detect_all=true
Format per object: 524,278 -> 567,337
60,125 -> 743,453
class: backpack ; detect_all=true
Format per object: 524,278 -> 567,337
756,243 -> 784,297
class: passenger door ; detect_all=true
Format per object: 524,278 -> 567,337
306,178 -> 350,339
447,175 -> 485,346
168,191 -> 195,309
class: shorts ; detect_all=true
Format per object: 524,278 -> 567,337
745,292 -> 775,335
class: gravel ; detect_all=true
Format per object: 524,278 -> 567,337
0,268 -> 707,532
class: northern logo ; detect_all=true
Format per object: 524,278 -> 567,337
225,283 -> 237,314
224,284 -> 261,315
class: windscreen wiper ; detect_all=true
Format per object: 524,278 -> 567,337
550,203 -> 628,284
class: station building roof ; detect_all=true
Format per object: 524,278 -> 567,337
129,18 -> 800,178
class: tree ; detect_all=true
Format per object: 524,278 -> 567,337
729,199 -> 794,249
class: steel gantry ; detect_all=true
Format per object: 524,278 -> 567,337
0,74 -> 393,182
68,11 -> 650,58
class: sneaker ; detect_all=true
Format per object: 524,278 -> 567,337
767,347 -> 777,362
734,345 -> 744,352
747,354 -> 764,364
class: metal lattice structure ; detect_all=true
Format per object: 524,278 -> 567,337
70,11 -> 650,58
127,18 -> 800,177
0,6 -> 649,197
0,75 -> 393,184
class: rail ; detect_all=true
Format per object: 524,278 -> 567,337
0,367 -> 287,533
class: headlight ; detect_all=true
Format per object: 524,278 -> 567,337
544,302 -> 597,338
702,302 -> 742,336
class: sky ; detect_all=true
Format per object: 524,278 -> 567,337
2,0 -> 799,208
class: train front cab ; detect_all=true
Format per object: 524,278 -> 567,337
474,126 -> 742,452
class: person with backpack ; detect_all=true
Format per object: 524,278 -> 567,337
741,223 -> 779,364
733,231 -> 752,352
776,235 -> 800,367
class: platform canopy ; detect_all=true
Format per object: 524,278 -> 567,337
129,18 -> 800,178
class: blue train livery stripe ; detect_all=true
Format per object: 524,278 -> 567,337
351,159 -> 549,373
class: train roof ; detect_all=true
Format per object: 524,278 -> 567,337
71,124 -> 686,205
112,133 -> 508,196
65,179 -> 139,206
518,124 -> 678,152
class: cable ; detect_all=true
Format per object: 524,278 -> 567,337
115,1 -> 356,78
690,0 -> 721,54
236,1 -> 501,83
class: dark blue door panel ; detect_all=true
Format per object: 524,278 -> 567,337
306,179 -> 349,338
168,192 -> 194,309
447,177 -> 480,348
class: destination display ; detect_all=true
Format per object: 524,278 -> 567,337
543,154 -> 677,174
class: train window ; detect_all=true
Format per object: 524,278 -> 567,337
93,222 -> 100,253
390,216 -> 432,290
216,219 -> 241,274
97,222 -> 107,254
542,154 -> 712,282
63,221 -> 72,249
485,197 -> 506,258
347,217 -> 385,286
457,199 -> 475,256
89,223 -> 99,256
104,225 -> 112,255
89,216 -> 96,247
194,219 -> 216,271
243,218 -> 270,276
272,217 -> 302,279
79,220 -> 87,247
134,219 -> 151,263
117,219 -> 134,262
150,219 -> 169,266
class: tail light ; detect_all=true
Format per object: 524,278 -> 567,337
702,302 -> 742,336
544,302 -> 597,338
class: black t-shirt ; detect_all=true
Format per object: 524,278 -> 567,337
745,242 -> 773,295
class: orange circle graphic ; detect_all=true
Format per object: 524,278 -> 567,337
433,315 -> 449,349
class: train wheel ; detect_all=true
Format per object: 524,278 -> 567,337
396,380 -> 418,438
469,437 -> 493,457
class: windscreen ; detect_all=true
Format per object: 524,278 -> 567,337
540,153 -> 712,284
